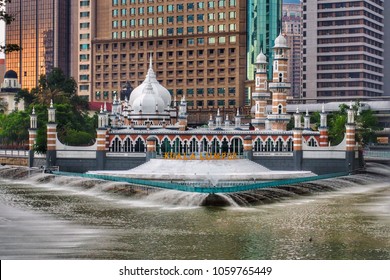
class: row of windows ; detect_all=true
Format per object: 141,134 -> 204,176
111,25 -> 238,41
112,12 -> 236,25
112,0 -> 237,10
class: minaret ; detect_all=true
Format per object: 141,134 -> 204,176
293,108 -> 303,170
46,100 -> 57,167
303,109 -> 311,130
346,102 -> 356,172
268,33 -> 291,131
96,106 -> 108,170
215,108 -> 222,128
235,108 -> 242,128
252,50 -> 271,130
28,107 -> 37,167
178,95 -> 188,131
319,104 -> 329,147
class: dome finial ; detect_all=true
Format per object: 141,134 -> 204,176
149,53 -> 153,70
50,99 -> 53,108
32,107 -> 35,115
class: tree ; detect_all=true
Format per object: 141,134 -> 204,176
0,0 -> 21,53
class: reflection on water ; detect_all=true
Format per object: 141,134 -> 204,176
0,163 -> 389,259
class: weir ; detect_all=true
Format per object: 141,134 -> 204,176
52,171 -> 349,194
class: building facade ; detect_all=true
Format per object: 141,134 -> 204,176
5,0 -> 71,90
70,0 -> 95,100
282,2 -> 302,99
302,0 -> 384,99
90,0 -> 247,124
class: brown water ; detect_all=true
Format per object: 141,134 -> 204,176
0,163 -> 389,259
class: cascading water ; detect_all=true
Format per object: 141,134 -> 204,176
0,163 -> 389,207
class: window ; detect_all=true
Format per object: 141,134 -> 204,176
218,0 -> 225,7
80,65 -> 89,70
80,12 -> 90,18
208,1 -> 215,9
187,14 -> 194,22
80,54 -> 90,61
121,20 -> 127,27
187,3 -> 194,10
80,34 -> 90,39
112,0 -> 118,6
197,26 -> 204,33
177,4 -> 184,11
112,32 -> 119,39
157,6 -> 163,13
198,2 -> 205,9
112,9 -> 119,17
80,1 -> 90,7
167,4 -> 174,12
147,6 -> 154,14
121,9 -> 127,16
112,21 -> 118,28
229,0 -> 236,7
80,22 -> 90,28
80,74 -> 89,81
197,14 -> 204,21
197,38 -> 204,44
80,44 -> 90,50
80,85 -> 89,91
187,27 -> 194,34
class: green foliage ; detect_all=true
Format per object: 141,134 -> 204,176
62,129 -> 95,146
1,69 -> 97,152
0,110 -> 29,148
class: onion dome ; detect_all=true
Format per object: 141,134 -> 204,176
129,56 -> 171,108
255,50 -> 267,64
132,80 -> 166,114
4,70 -> 17,79
274,33 -> 288,48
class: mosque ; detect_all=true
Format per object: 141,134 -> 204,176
27,33 -> 363,176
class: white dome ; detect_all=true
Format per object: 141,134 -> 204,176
255,50 -> 267,64
274,33 -> 288,48
129,62 -> 171,108
132,81 -> 166,114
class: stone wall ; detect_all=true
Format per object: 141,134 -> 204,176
0,156 -> 28,166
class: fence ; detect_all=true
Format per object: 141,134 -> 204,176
52,171 -> 349,194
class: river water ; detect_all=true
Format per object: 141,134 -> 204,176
0,163 -> 389,260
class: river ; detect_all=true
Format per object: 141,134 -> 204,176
0,163 -> 389,259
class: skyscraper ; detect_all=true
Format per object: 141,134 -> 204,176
282,2 -> 302,99
246,0 -> 282,81
5,0 -> 70,90
302,0 -> 384,99
70,0 -> 94,100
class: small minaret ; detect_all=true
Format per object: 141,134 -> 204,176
46,100 -> 57,167
28,107 -> 37,167
303,109 -> 311,130
235,108 -> 242,128
208,114 -> 214,128
346,102 -> 356,172
178,95 -> 188,131
319,104 -> 329,147
224,114 -> 230,128
293,107 -> 303,170
96,105 -> 108,170
268,32 -> 291,131
252,50 -> 271,130
215,108 -> 222,128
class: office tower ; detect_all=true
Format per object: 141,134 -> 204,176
5,0 -> 70,90
91,0 -> 247,123
246,0 -> 282,82
0,58 -> 4,84
70,0 -> 95,100
282,2 -> 302,99
302,0 -> 384,99
384,0 -> 390,96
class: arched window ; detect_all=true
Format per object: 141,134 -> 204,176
230,138 -> 243,155
189,138 -> 198,153
134,138 -> 145,152
278,104 -> 283,114
275,138 -> 284,152
308,138 -> 317,147
110,137 -> 122,152
286,138 -> 293,152
123,138 -> 132,152
254,138 -> 262,152
279,73 -> 283,82
161,138 -> 172,154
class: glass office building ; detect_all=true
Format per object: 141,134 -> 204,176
246,0 -> 282,81
6,0 -> 70,90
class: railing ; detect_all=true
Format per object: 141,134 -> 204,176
52,171 -> 349,194
0,150 -> 29,157
364,150 -> 390,159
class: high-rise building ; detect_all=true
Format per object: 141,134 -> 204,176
5,0 -> 71,90
384,0 -> 390,96
90,0 -> 247,123
70,0 -> 95,100
282,2 -> 302,99
246,0 -> 282,82
302,0 -> 384,100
